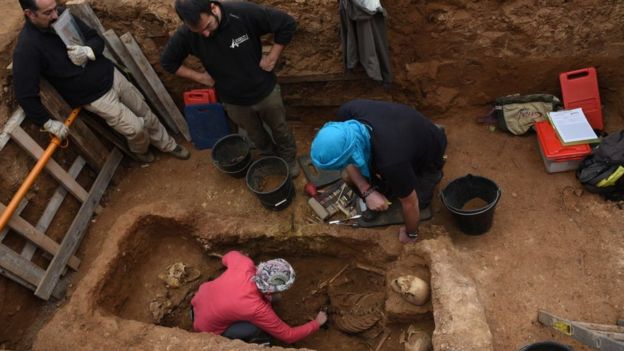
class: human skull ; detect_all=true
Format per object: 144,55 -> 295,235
391,275 -> 430,306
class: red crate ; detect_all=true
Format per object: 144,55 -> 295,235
184,88 -> 217,106
559,67 -> 603,130
535,121 -> 591,173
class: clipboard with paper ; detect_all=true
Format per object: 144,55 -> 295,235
51,9 -> 85,47
547,108 -> 600,146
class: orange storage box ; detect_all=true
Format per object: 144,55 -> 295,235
535,121 -> 591,173
184,88 -> 217,105
559,67 -> 603,130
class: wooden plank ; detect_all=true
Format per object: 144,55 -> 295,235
0,202 -> 81,271
0,108 -> 25,152
65,0 -> 118,64
39,79 -> 108,170
0,244 -> 64,299
102,30 -> 175,132
35,148 -> 123,300
80,110 -> 136,160
21,157 -> 86,261
120,32 -> 191,141
277,72 -> 368,84
10,126 -> 98,210
0,243 -> 44,287
0,199 -> 28,242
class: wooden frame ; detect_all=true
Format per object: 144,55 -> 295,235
0,109 -> 123,300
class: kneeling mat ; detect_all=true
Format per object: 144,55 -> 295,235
355,201 -> 433,228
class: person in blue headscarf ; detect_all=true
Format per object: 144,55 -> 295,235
311,99 -> 447,243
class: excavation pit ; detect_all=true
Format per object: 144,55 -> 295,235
95,212 -> 435,350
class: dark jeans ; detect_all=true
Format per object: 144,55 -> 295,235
191,307 -> 270,346
222,322 -> 271,346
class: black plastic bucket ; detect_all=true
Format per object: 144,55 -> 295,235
211,134 -> 252,178
440,174 -> 501,235
518,341 -> 573,351
246,156 -> 294,211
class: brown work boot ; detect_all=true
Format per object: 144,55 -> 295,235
169,144 -> 190,160
134,151 -> 155,163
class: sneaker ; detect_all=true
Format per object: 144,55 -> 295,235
169,144 -> 190,160
134,151 -> 155,163
288,161 -> 300,178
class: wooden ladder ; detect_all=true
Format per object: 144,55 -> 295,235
0,108 -> 122,300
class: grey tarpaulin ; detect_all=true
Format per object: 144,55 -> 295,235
339,0 -> 392,84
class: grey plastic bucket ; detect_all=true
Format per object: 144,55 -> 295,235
211,134 -> 252,178
518,341 -> 573,351
440,174 -> 501,235
246,156 -> 294,211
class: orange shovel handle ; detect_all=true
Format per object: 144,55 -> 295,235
0,107 -> 81,232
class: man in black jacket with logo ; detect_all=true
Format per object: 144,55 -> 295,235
161,0 -> 299,176
14,0 -> 190,163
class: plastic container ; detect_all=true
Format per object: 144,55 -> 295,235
246,157 -> 294,211
184,88 -> 217,105
535,121 -> 591,173
184,103 -> 230,149
440,174 -> 501,235
518,341 -> 573,351
211,134 -> 252,178
560,67 -> 603,130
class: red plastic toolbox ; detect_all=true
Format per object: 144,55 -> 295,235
184,88 -> 217,106
535,121 -> 591,173
559,67 -> 603,130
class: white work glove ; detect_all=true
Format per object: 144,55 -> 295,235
42,119 -> 69,140
67,45 -> 95,66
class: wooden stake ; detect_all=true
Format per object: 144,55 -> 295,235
309,263 -> 350,297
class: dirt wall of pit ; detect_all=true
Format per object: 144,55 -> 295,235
92,0 -> 624,118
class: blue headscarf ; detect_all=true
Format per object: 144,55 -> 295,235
310,120 -> 372,178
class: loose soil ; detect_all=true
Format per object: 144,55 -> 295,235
461,197 -> 490,211
259,174 -> 287,192
1,0 -> 624,350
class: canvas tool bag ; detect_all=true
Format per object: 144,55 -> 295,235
494,94 -> 563,135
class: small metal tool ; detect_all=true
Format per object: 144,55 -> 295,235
328,214 -> 362,225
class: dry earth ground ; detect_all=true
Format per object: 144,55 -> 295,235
0,0 -> 623,350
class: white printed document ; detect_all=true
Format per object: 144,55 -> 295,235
547,108 -> 599,145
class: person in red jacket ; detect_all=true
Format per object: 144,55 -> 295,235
191,250 -> 327,345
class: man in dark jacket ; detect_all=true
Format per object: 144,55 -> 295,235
161,0 -> 299,176
13,0 -> 190,163
311,99 -> 447,243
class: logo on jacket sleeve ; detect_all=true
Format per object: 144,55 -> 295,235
230,34 -> 249,49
